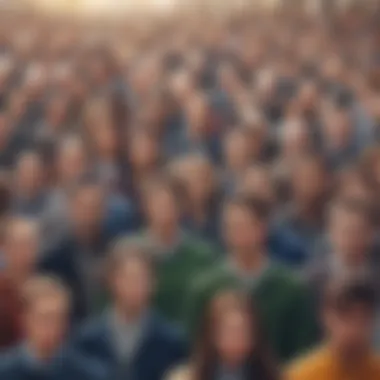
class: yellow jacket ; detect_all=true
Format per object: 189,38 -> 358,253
286,346 -> 380,380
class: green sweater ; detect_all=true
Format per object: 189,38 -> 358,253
151,234 -> 216,326
185,262 -> 318,362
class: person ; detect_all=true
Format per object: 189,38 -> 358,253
186,196 -> 318,361
39,179 -> 120,321
270,155 -> 329,267
170,154 -> 221,244
0,275 -> 106,380
168,289 -> 279,380
287,277 -> 380,380
306,198 -> 378,316
73,237 -> 186,380
12,150 -> 48,217
321,102 -> 359,169
222,128 -> 255,195
236,164 -> 276,207
0,217 -> 39,349
138,175 -> 216,326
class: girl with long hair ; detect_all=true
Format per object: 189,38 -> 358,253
168,289 -> 280,380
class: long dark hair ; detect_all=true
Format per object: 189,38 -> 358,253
192,289 -> 279,380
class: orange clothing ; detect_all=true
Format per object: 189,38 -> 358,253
286,346 -> 380,380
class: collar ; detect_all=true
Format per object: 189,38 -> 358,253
227,257 -> 271,289
144,229 -> 186,258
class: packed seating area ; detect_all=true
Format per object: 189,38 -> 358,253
0,5 -> 379,380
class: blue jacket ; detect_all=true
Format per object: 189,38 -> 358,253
73,312 -> 187,380
0,345 -> 106,380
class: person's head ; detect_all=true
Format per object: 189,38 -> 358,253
129,128 -> 160,172
56,135 -> 88,185
290,154 -> 329,207
8,88 -> 28,121
14,151 -> 45,198
237,164 -> 275,205
4,217 -> 39,278
223,197 -> 270,254
194,290 -> 277,380
336,167 -> 373,203
322,104 -> 353,148
142,175 -> 183,230
279,117 -> 312,158
223,128 -> 253,173
108,237 -> 154,317
359,145 -> 380,189
323,277 -> 377,356
170,154 -> 216,206
185,92 -> 211,137
91,121 -> 118,160
45,93 -> 69,128
0,112 -> 12,147
22,276 -> 70,354
328,198 -> 375,265
68,179 -> 106,236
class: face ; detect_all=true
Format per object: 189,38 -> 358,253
5,223 -> 38,275
70,186 -> 105,232
239,167 -> 274,204
186,95 -> 209,135
47,98 -> 68,127
93,124 -> 118,157
25,296 -> 69,351
0,114 -> 11,145
215,310 -> 253,365
291,161 -> 326,203
323,109 -> 352,147
129,132 -> 159,170
325,306 -> 374,354
57,140 -> 87,185
282,120 -> 311,157
112,257 -> 152,312
224,131 -> 251,172
183,161 -> 214,203
223,204 -> 265,252
15,154 -> 44,195
329,208 -> 372,262
145,188 -> 179,228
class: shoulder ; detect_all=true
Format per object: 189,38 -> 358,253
0,347 -> 23,375
371,355 -> 380,374
190,263 -> 233,294
286,348 -> 329,380
166,365 -> 191,380
150,314 -> 186,348
73,315 -> 107,348
266,265 -> 305,291
181,235 -> 218,259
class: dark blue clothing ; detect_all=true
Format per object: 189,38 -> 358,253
0,345 -> 106,380
73,312 -> 187,380
269,210 -> 324,268
12,193 -> 49,218
38,234 -> 108,322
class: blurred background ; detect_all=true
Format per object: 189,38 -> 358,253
0,0 -> 379,379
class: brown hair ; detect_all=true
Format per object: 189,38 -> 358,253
192,289 -> 278,380
21,275 -> 71,311
225,196 -> 271,223
107,236 -> 155,278
323,276 -> 377,315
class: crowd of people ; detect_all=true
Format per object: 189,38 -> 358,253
0,5 -> 379,380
